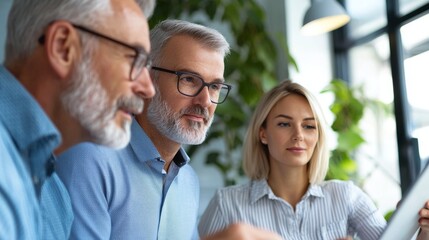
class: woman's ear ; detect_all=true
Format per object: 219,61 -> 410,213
259,127 -> 267,145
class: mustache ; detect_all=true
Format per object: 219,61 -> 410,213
181,105 -> 210,122
117,95 -> 144,115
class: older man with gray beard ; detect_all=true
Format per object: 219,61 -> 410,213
0,0 -> 156,239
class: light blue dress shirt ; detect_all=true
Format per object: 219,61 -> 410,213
0,66 -> 62,239
199,179 -> 387,240
40,172 -> 74,240
56,118 -> 200,239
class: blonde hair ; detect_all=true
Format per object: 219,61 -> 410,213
242,80 -> 330,184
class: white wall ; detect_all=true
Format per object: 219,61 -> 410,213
286,0 -> 333,87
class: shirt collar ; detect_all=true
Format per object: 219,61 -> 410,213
173,148 -> 190,167
306,183 -> 324,198
249,179 -> 325,204
249,179 -> 272,204
129,118 -> 190,167
0,66 -> 61,195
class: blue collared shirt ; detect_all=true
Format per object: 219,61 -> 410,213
56,118 -> 200,239
0,66 -> 61,239
199,179 -> 387,240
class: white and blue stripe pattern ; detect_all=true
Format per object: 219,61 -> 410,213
199,180 -> 386,240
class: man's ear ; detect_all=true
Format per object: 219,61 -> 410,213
43,21 -> 79,80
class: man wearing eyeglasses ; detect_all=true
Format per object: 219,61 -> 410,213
0,0 -> 155,239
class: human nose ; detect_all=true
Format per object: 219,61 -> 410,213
292,126 -> 303,141
133,68 -> 155,99
193,86 -> 212,107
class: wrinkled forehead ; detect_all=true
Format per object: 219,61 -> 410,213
160,35 -> 224,76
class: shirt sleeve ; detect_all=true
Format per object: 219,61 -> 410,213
55,143 -> 112,240
0,181 -> 19,240
198,189 -> 229,238
347,181 -> 387,240
0,136 -> 37,239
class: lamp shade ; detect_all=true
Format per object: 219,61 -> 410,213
301,0 -> 350,36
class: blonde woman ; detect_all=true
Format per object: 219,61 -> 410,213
199,80 -> 429,240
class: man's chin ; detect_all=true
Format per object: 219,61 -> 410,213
180,129 -> 208,145
93,120 -> 131,149
99,131 -> 130,149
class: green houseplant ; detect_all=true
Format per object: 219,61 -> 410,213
322,79 -> 391,182
322,79 -> 364,181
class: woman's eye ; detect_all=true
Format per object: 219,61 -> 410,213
278,122 -> 290,127
304,125 -> 317,129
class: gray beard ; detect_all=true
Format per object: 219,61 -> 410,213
60,50 -> 142,149
146,90 -> 213,145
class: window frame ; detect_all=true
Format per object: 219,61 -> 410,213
332,0 -> 429,195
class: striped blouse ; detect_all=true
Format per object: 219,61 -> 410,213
198,179 -> 386,240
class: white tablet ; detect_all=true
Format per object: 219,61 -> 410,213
379,164 -> 429,240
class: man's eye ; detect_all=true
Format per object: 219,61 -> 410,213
180,75 -> 199,85
209,84 -> 221,91
126,54 -> 137,61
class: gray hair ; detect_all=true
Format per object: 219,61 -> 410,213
149,19 -> 230,66
4,0 -> 155,65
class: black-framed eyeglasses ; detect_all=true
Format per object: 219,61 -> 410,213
38,23 -> 152,82
152,66 -> 232,104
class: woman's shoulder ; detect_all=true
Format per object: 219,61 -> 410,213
216,179 -> 272,200
219,181 -> 252,191
318,179 -> 360,194
215,181 -> 254,197
320,179 -> 356,187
